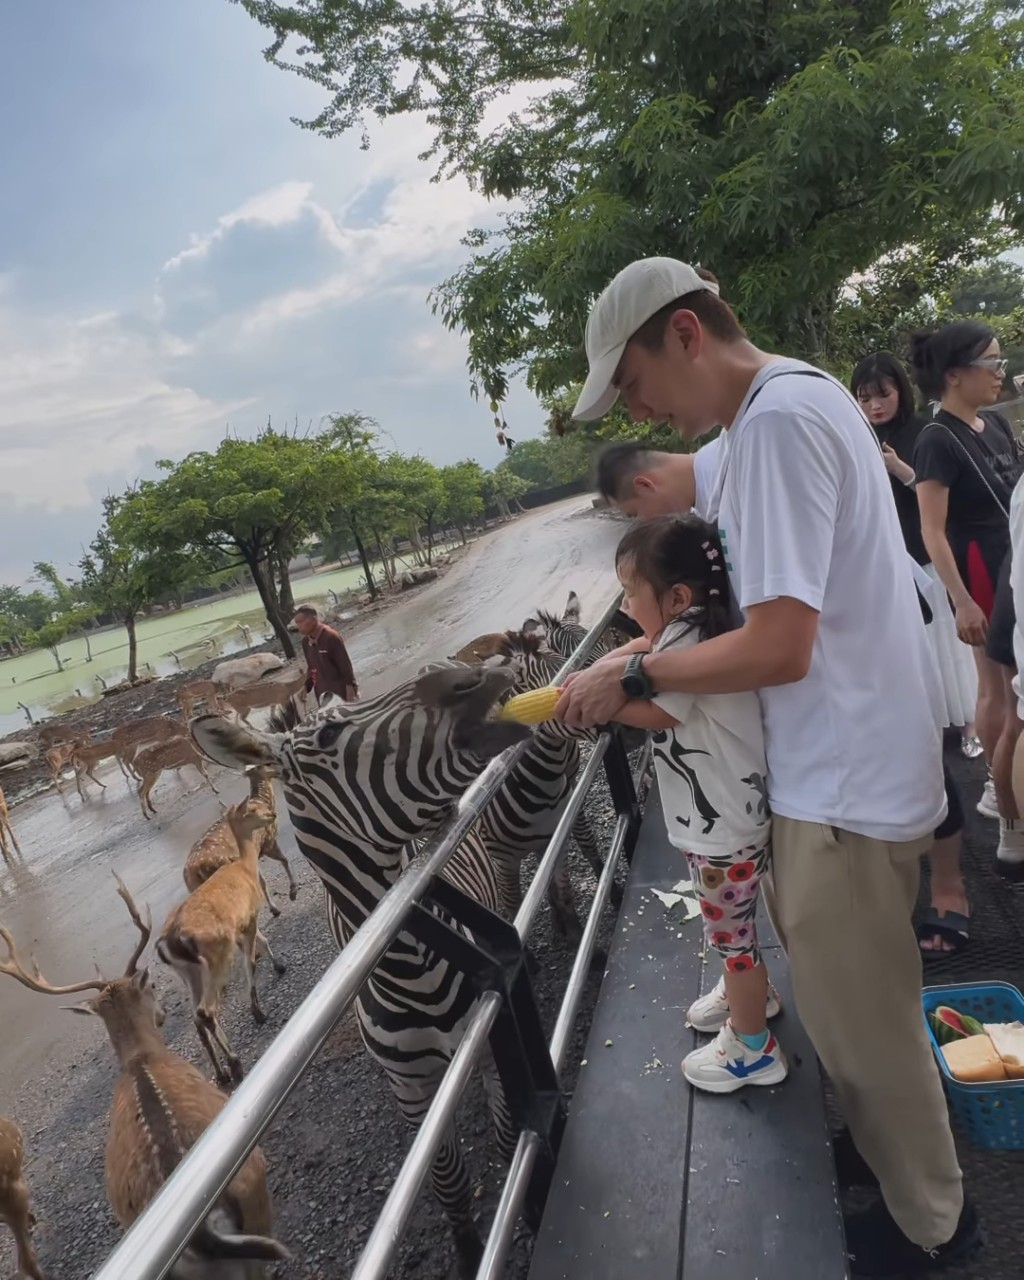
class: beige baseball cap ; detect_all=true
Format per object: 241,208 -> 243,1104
573,257 -> 718,420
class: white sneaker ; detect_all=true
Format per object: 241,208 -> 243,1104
686,975 -> 781,1033
682,1021 -> 789,1094
977,777 -> 999,820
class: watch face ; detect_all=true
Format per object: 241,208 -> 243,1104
621,674 -> 646,698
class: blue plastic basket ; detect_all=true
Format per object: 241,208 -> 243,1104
922,980 -> 1024,1150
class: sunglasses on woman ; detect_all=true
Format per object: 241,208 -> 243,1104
969,357 -> 1008,375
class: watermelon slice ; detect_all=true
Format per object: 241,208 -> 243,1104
928,1006 -> 986,1044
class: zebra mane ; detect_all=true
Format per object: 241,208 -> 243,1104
499,629 -> 547,655
534,608 -> 567,633
268,699 -> 302,734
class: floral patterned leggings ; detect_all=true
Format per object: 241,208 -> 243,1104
687,839 -> 772,973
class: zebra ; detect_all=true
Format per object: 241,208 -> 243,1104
447,592 -> 640,939
191,664 -> 532,1280
522,589 -> 642,656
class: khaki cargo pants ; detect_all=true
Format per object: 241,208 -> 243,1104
762,816 -> 964,1248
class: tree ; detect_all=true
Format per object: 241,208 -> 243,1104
79,493 -> 202,683
498,434 -> 595,490
240,1 -> 1024,401
484,467 -> 528,521
132,429 -> 336,657
321,414 -> 393,598
387,455 -> 446,563
950,260 -> 1024,317
438,462 -> 485,543
830,253 -> 1024,388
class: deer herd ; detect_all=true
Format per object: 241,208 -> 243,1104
0,654 -> 310,1275
0,605 -> 629,1276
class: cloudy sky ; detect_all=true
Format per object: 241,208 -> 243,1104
0,1 -> 544,586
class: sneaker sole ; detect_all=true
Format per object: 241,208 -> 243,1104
688,995 -> 783,1035
977,798 -> 1000,819
683,1059 -> 790,1094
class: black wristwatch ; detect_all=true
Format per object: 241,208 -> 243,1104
620,653 -> 653,699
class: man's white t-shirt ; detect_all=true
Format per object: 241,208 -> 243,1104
1010,476 -> 1024,719
692,433 -> 723,516
705,359 -> 946,842
651,616 -> 770,857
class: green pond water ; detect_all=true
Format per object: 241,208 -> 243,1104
0,561 -> 373,736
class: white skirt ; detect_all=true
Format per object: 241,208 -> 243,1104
922,563 -> 978,729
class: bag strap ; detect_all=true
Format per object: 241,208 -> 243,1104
920,420 -> 1010,520
723,367 -> 934,624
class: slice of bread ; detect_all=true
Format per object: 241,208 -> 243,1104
984,1021 -> 1024,1080
941,1034 -> 1007,1083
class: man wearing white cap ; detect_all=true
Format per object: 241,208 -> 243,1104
557,259 -> 975,1277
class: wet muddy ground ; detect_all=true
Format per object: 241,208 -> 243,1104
0,497 -> 626,1279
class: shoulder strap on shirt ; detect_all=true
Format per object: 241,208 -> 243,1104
735,367 -> 934,625
745,368 -> 831,412
920,419 -> 1010,519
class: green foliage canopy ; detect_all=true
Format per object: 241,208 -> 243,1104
238,0 -> 1024,404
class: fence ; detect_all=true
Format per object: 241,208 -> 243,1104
91,590 -> 646,1280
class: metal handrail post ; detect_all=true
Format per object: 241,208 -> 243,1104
476,814 -> 631,1280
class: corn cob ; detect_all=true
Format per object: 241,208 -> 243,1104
498,686 -> 562,725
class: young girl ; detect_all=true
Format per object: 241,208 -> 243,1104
608,514 -> 787,1093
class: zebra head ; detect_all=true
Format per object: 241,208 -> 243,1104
522,590 -> 641,659
522,590 -> 609,664
189,666 -> 531,849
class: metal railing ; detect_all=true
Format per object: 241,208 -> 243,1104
92,590 -> 645,1280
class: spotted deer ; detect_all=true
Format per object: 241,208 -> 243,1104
135,737 -> 219,819
0,1116 -> 43,1279
39,727 -> 91,794
0,784 -> 21,865
70,738 -> 133,798
223,666 -> 309,724
158,802 -> 286,1084
448,633 -> 508,664
176,679 -> 226,720
183,767 -> 297,915
110,716 -> 188,780
0,877 -> 288,1274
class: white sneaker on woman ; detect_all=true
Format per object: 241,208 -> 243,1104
686,975 -> 781,1033
682,1022 -> 789,1093
977,776 -> 999,820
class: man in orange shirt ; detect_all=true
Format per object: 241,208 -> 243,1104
294,605 -> 358,703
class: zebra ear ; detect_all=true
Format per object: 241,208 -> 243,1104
563,591 -> 581,624
522,615 -> 546,640
190,714 -> 279,773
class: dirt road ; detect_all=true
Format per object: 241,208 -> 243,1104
0,497 -> 624,1278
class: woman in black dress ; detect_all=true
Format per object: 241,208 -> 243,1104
912,321 -> 1023,876
852,353 -> 979,749
851,353 -> 972,952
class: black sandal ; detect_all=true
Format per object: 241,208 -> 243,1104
916,906 -> 971,958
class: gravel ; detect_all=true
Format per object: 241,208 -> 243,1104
0,757 -> 622,1280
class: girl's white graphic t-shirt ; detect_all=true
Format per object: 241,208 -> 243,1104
650,616 -> 770,858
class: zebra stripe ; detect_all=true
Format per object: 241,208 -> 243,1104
258,666 -> 525,1269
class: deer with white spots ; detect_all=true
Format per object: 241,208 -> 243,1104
0,877 -> 287,1276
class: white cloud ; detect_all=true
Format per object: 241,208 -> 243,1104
0,90 -> 548,581
0,305 -> 250,511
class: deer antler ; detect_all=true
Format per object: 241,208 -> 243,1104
112,872 -> 152,976
0,927 -> 107,996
